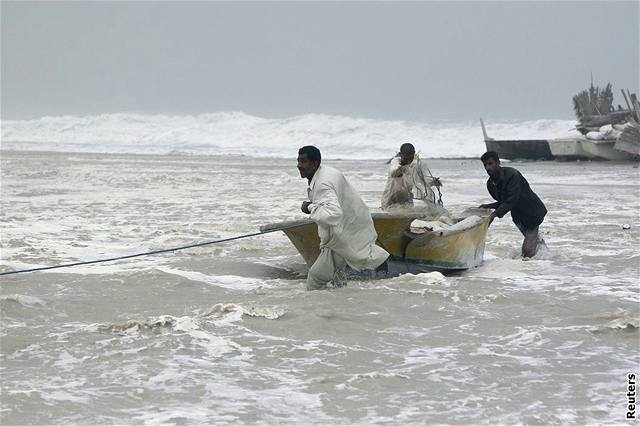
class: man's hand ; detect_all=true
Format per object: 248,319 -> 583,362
432,177 -> 442,188
301,201 -> 312,214
478,203 -> 495,209
488,211 -> 497,226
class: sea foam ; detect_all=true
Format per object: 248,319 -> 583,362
1,112 -> 579,159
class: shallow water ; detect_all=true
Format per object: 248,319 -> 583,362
1,150 -> 638,425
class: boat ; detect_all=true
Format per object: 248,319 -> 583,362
549,136 -> 636,161
480,118 -> 554,160
480,83 -> 640,161
481,118 -> 637,161
260,210 -> 492,275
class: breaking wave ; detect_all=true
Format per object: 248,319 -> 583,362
1,112 -> 579,159
97,303 -> 285,334
0,294 -> 46,307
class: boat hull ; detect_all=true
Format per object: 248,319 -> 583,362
485,139 -> 554,161
485,137 -> 637,161
549,137 -> 637,161
481,118 -> 638,161
261,212 -> 491,272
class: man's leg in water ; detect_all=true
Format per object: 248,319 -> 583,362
307,248 -> 347,290
515,221 -> 541,258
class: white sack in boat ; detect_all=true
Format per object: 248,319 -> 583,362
587,125 -> 622,141
586,131 -> 605,140
448,215 -> 483,232
410,219 -> 450,233
410,215 -> 481,234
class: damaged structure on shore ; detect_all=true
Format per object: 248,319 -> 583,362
481,82 -> 640,161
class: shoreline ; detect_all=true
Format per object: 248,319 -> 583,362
3,149 -> 638,164
0,148 -> 484,161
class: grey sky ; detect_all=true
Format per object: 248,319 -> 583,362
2,1 -> 638,121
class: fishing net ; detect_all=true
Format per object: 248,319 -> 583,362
381,155 -> 438,209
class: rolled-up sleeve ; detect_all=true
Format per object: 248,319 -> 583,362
309,182 -> 342,227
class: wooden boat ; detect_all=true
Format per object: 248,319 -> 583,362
481,118 -> 555,160
260,211 -> 492,274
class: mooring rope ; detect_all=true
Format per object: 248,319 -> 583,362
0,222 -> 309,277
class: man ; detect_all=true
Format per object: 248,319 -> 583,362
297,145 -> 389,290
479,151 -> 547,258
381,143 -> 442,209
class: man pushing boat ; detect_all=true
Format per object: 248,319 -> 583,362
479,151 -> 547,258
297,146 -> 389,290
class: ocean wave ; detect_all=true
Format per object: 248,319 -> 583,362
0,294 -> 46,307
199,303 -> 286,321
97,314 -> 196,334
590,316 -> 640,332
1,112 -> 579,159
98,303 -> 285,335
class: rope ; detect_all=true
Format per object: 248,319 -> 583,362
0,222 -> 309,277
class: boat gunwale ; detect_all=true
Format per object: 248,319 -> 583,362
260,211 -> 491,238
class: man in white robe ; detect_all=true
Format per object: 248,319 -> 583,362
381,143 -> 442,209
297,146 -> 389,290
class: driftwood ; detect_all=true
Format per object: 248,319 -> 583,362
614,123 -> 640,156
572,83 -> 634,134
621,89 -> 632,110
576,110 -> 633,134
572,83 -> 614,119
613,96 -> 640,156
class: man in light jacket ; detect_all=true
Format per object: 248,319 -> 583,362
297,145 -> 389,290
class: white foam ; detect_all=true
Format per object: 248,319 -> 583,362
1,112 -> 577,159
0,294 -> 46,307
384,271 -> 447,285
156,267 -> 263,290
53,350 -> 83,371
199,303 -> 286,322
42,389 -> 91,404
599,316 -> 640,330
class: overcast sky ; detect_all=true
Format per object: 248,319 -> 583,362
1,1 -> 638,121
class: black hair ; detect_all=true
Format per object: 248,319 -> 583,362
481,151 -> 500,163
400,143 -> 415,155
298,145 -> 321,165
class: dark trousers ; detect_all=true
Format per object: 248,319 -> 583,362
514,221 -> 544,258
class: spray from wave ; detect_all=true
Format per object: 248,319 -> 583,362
1,112 -> 579,159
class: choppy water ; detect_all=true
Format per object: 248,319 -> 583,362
1,150 -> 638,425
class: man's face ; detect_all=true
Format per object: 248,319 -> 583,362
483,158 -> 501,178
297,153 -> 318,179
400,151 -> 414,166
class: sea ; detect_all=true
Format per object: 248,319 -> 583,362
1,113 -> 638,425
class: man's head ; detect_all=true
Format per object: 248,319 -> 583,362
481,151 -> 501,179
399,143 -> 415,166
297,145 -> 321,179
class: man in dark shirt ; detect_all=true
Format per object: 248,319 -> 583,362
479,151 -> 547,258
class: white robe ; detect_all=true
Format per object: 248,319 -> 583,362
382,156 -> 438,207
307,165 -> 389,272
